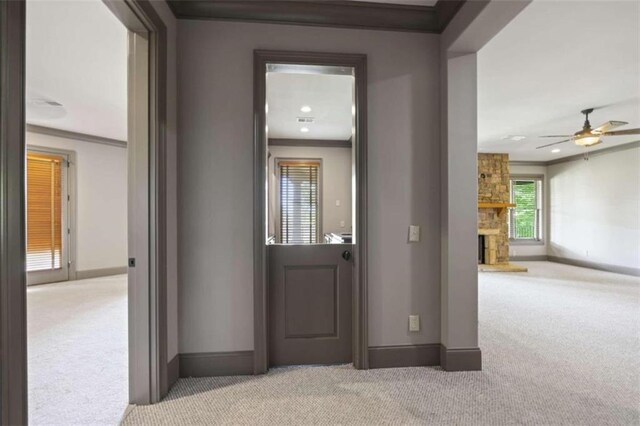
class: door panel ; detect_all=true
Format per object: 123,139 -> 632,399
269,244 -> 352,367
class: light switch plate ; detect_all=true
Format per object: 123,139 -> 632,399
336,199 -> 341,206
409,225 -> 420,242
340,221 -> 345,228
409,314 -> 420,332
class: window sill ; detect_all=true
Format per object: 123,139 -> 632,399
510,239 -> 545,246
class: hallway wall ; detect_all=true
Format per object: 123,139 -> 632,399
177,20 -> 441,353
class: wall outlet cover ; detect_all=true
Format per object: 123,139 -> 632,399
409,314 -> 420,332
408,225 -> 420,242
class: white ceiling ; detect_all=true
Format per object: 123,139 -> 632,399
349,0 -> 438,6
266,72 -> 354,141
26,0 -> 128,141
478,0 -> 640,161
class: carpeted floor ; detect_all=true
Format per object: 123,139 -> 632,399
28,275 -> 128,426
123,262 -> 640,425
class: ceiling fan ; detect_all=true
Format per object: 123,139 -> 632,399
536,108 -> 640,149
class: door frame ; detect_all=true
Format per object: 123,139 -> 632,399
253,50 -> 368,373
0,0 -> 168,422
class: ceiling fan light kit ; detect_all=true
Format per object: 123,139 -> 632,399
536,107 -> 639,149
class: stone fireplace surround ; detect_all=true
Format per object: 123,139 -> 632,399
478,228 -> 500,265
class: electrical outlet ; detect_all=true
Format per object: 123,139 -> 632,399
336,199 -> 341,207
409,314 -> 420,332
408,225 -> 420,242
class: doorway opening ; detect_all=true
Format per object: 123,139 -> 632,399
0,0 -> 169,423
253,51 -> 368,372
25,1 -> 129,424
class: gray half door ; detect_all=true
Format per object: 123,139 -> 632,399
269,244 -> 353,367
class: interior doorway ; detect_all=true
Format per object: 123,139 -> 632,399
24,1 -> 129,423
0,0 -> 169,423
253,51 -> 368,372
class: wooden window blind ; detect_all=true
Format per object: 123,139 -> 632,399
279,161 -> 320,244
26,153 -> 64,271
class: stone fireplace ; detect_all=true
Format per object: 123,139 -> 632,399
477,153 -> 527,272
478,153 -> 511,266
478,228 -> 500,265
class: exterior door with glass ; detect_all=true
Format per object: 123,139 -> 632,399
26,150 -> 69,285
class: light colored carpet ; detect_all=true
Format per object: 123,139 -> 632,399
28,275 -> 128,426
123,262 -> 640,425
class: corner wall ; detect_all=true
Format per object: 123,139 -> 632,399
548,145 -> 640,273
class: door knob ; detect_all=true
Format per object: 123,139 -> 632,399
342,250 -> 352,261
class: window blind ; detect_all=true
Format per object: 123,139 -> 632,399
26,153 -> 63,272
279,161 -> 319,244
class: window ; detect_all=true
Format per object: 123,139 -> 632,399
509,176 -> 543,242
26,152 -> 64,271
278,160 -> 320,244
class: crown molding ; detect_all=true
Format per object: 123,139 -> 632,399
508,140 -> 640,167
546,140 -> 639,166
166,0 -> 466,33
26,124 -> 127,148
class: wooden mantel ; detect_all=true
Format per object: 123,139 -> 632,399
478,202 -> 515,217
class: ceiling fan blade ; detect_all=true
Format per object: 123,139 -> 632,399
539,135 -> 572,138
536,139 -> 571,149
593,120 -> 628,134
602,128 -> 640,136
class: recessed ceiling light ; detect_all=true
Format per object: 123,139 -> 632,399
301,105 -> 311,113
551,148 -> 561,153
300,127 -> 309,133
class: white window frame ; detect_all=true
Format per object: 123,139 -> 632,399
509,174 -> 544,245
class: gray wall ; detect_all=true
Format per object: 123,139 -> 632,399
178,20 -> 441,353
548,145 -> 640,269
268,146 -> 352,238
